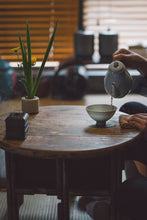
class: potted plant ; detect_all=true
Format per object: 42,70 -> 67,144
15,20 -> 58,114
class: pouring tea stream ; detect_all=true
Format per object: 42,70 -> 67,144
86,61 -> 133,127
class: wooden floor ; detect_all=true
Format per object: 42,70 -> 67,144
0,193 -> 91,220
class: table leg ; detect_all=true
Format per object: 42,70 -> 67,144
6,153 -> 19,220
116,151 -> 124,220
110,150 -> 123,220
57,159 -> 69,220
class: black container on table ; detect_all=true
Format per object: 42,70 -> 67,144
99,29 -> 118,63
5,111 -> 29,140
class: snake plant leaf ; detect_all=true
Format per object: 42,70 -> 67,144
26,21 -> 33,97
19,77 -> 29,95
22,44 -> 32,98
18,33 -> 28,76
31,19 -> 58,97
18,19 -> 58,99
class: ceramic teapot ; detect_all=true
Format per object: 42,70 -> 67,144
104,61 -> 133,98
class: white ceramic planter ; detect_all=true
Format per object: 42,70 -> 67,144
21,96 -> 39,114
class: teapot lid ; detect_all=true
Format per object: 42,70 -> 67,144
109,61 -> 125,72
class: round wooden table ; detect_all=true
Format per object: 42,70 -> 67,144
0,105 -> 140,220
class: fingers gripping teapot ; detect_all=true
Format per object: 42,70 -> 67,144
104,61 -> 133,98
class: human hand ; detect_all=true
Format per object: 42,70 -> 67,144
113,48 -> 147,77
127,113 -> 147,130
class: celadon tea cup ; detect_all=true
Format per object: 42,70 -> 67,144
86,104 -> 117,127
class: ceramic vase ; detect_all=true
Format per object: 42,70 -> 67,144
21,96 -> 39,114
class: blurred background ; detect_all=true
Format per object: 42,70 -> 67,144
0,0 -> 147,101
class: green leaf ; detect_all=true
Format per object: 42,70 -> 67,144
19,77 -> 29,95
18,33 -> 28,75
26,21 -> 31,65
26,21 -> 33,97
22,44 -> 32,97
18,19 -> 58,99
31,19 -> 58,97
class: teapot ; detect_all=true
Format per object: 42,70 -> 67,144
104,61 -> 133,98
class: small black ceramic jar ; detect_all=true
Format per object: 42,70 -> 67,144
5,111 -> 29,140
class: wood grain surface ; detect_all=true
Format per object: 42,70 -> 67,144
0,105 -> 140,159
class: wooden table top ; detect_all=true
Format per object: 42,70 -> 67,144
0,105 -> 140,159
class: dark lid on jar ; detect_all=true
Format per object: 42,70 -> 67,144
99,28 -> 118,36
